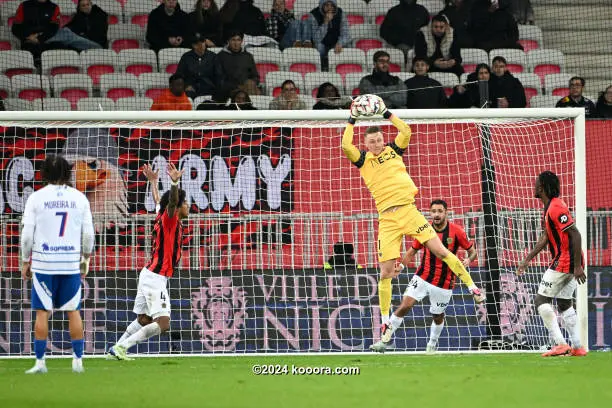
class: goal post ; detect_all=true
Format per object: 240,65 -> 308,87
0,108 -> 587,356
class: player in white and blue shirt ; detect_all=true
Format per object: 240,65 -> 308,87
20,155 -> 95,374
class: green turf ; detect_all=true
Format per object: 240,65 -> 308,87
1,353 -> 611,408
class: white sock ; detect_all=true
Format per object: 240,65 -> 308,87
381,312 -> 390,325
389,314 -> 403,334
561,307 -> 581,349
538,303 -> 565,345
117,319 -> 143,346
122,322 -> 162,350
429,321 -> 444,344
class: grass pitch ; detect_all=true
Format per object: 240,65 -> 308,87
1,353 -> 611,408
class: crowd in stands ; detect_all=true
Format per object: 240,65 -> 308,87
0,0 -> 609,117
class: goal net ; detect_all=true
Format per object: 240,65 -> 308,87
0,109 -> 586,356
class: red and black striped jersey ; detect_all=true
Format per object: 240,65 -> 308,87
544,197 -> 583,273
411,222 -> 473,289
145,210 -> 184,278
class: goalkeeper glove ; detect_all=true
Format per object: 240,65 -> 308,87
80,256 -> 90,277
348,100 -> 359,124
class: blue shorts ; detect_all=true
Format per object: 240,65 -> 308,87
32,273 -> 82,311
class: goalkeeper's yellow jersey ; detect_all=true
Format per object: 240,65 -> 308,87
341,115 -> 418,214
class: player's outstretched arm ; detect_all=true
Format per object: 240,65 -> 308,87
166,162 -> 184,218
517,231 -> 548,275
463,246 -> 478,268
341,103 -> 362,163
143,163 -> 161,205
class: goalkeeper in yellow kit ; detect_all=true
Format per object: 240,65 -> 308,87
341,96 -> 485,352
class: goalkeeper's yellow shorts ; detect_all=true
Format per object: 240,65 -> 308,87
377,203 -> 436,262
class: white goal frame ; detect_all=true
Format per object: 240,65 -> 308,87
0,107 -> 587,352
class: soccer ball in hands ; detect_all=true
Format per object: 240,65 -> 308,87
351,94 -> 383,117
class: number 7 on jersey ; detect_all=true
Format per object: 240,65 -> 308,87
56,211 -> 68,237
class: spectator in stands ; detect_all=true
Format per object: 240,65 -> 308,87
269,80 -> 307,110
313,82 -> 351,110
176,33 -> 224,99
265,0 -> 300,50
146,0 -> 189,53
217,31 -> 261,96
380,0 -> 429,57
510,0 -> 534,25
358,50 -> 406,109
66,0 -> 108,48
220,0 -> 268,42
440,0 -> 474,48
188,0 -> 222,47
469,0 -> 522,52
488,55 -> 526,108
415,14 -> 464,77
303,0 -> 351,59
150,74 -> 192,110
449,63 -> 491,108
12,0 -> 102,57
555,76 -> 596,117
196,92 -> 228,110
405,57 -> 448,109
595,85 -> 612,119
227,89 -> 257,110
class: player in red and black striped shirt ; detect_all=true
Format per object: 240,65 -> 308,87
517,171 -> 586,357
109,163 -> 188,360
372,199 -> 477,353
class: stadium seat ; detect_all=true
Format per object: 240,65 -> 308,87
0,74 -> 11,99
108,24 -> 146,53
282,48 -> 321,77
291,0 -> 313,21
336,1 -> 367,25
301,94 -> 316,109
208,47 -> 222,54
304,72 -> 343,98
95,0 -> 123,25
41,50 -> 81,76
139,72 -> 170,100
371,0 -> 395,25
77,97 -> 116,111
514,72 -> 542,106
55,0 -> 76,27
158,47 -> 190,74
351,24 -> 385,52
124,0 -> 158,28
1,1 -> 20,27
344,72 -> 364,96
0,26 -> 18,50
395,72 -> 415,82
544,73 -> 575,97
428,72 -> 459,97
115,96 -> 154,110
0,50 -> 36,78
518,24 -> 544,52
460,48 -> 489,74
118,49 -> 158,76
328,48 -> 366,81
366,48 -> 404,72
249,95 -> 274,110
32,97 -> 72,111
3,98 -> 33,111
489,48 -> 527,73
52,73 -> 93,109
81,49 -> 119,85
529,95 -> 559,108
99,73 -> 140,100
527,49 -> 565,85
192,95 -> 212,109
249,47 -> 285,82
459,73 -> 469,84
11,74 -> 51,100
418,0 -> 444,15
265,71 -> 304,97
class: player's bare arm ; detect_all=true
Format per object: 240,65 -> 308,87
517,231 -> 548,275
463,246 -> 477,268
393,247 -> 418,277
143,163 -> 160,205
166,163 -> 184,218
566,225 -> 586,284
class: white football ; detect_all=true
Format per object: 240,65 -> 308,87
351,94 -> 381,117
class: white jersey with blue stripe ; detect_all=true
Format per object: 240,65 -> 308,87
22,184 -> 94,275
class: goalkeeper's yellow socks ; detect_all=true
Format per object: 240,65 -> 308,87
378,278 -> 392,324
442,253 -> 476,289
